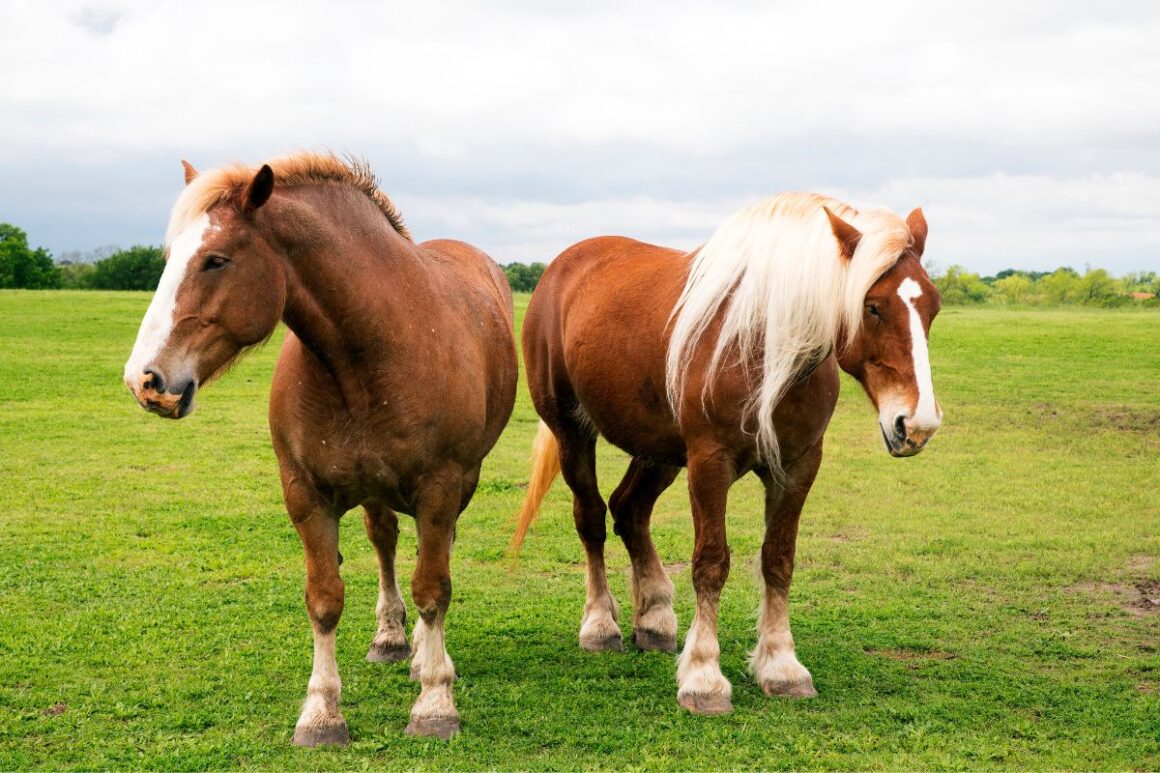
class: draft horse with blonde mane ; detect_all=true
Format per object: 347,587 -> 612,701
124,154 -> 517,743
513,193 -> 942,713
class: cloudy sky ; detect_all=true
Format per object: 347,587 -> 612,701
3,0 -> 1159,274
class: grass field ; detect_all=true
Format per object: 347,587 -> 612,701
0,290 -> 1157,770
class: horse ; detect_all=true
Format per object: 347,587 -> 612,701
124,153 -> 518,743
511,193 -> 941,714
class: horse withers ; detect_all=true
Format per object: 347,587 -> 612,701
124,154 -> 518,743
512,193 -> 941,714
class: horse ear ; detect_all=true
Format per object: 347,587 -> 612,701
823,206 -> 861,263
181,160 -> 198,186
906,207 -> 928,258
243,164 -> 274,213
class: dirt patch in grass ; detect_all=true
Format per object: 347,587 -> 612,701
664,562 -> 689,574
867,648 -> 958,669
1132,580 -> 1160,614
1030,402 -> 1061,419
1090,407 -> 1160,433
41,703 -> 67,716
1029,403 -> 1160,434
1064,580 -> 1160,616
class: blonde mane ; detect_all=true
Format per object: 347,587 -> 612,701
665,192 -> 914,472
166,152 -> 412,245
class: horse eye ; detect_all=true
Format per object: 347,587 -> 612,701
867,304 -> 880,318
202,255 -> 229,271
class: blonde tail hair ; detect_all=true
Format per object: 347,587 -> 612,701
508,421 -> 561,557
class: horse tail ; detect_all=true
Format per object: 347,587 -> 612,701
509,420 -> 561,557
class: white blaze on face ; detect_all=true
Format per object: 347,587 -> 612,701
896,277 -> 940,428
123,213 -> 211,385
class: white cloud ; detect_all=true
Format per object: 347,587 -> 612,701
399,173 -> 1160,273
1,1 -> 1158,272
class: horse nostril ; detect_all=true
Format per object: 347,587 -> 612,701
143,368 -> 165,393
893,415 -> 907,441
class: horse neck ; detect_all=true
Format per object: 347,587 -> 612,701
266,186 -> 425,409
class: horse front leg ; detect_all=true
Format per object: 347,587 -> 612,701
363,502 -> 410,663
676,446 -> 734,714
405,475 -> 462,739
751,442 -> 823,698
285,482 -> 348,747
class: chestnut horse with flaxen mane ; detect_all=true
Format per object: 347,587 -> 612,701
512,193 -> 941,714
124,153 -> 517,743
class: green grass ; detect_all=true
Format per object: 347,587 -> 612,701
0,291 -> 1157,770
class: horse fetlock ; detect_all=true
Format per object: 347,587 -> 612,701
633,601 -> 678,652
406,638 -> 454,683
579,607 -> 624,651
366,631 -> 411,663
294,686 -> 347,746
751,647 -> 817,698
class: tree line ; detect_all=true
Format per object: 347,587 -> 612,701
932,265 -> 1159,307
2,224 -> 165,290
2,222 -> 1156,304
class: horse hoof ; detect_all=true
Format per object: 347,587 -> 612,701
405,715 -> 460,739
366,640 -> 411,663
292,722 -> 350,747
678,692 -> 733,715
580,632 -> 624,652
762,679 -> 818,699
632,629 -> 677,652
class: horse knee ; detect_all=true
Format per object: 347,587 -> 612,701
306,576 -> 345,632
412,573 -> 452,619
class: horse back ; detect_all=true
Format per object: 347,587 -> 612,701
419,239 -> 515,330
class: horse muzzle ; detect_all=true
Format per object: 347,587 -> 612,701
881,413 -> 940,457
127,368 -> 197,419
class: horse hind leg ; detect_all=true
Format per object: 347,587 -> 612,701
555,415 -> 622,651
610,457 -> 680,652
363,502 -> 410,663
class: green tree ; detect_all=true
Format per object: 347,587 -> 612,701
0,223 -> 62,289
504,261 -> 546,293
933,265 -> 990,305
89,245 -> 166,290
58,262 -> 97,289
993,273 -> 1032,304
1077,268 -> 1125,307
1036,268 -> 1082,304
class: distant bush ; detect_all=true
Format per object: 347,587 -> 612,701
992,274 -> 1032,304
89,245 -> 166,291
59,262 -> 97,289
933,265 -> 991,304
504,261 -> 546,293
0,223 -> 62,289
